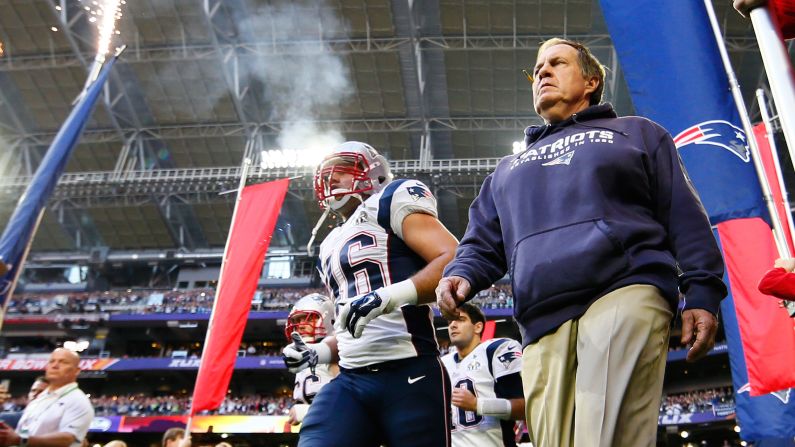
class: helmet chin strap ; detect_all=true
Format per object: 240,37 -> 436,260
306,207 -> 330,257
306,192 -> 362,256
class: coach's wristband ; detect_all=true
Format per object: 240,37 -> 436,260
476,398 -> 512,419
379,279 -> 418,312
309,342 -> 332,365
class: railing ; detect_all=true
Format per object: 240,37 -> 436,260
0,158 -> 504,197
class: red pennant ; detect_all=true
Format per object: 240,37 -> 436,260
717,218 -> 795,395
190,179 -> 290,415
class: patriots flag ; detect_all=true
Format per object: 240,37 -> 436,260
602,0 -> 795,440
0,55 -> 118,327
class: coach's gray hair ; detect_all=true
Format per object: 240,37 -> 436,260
537,38 -> 606,106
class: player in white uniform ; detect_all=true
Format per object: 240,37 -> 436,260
442,303 -> 525,447
282,141 -> 459,447
284,293 -> 338,425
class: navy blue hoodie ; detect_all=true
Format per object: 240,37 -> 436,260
444,104 -> 727,346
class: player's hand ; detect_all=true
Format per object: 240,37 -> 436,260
451,388 -> 477,412
337,290 -> 390,338
774,257 -> 795,272
681,308 -> 718,362
282,332 -> 318,373
436,276 -> 471,320
288,404 -> 310,426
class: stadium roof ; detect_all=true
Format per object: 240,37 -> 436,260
0,0 -> 783,255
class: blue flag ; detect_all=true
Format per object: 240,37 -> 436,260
602,1 -> 794,440
0,56 -> 118,313
600,0 -> 765,224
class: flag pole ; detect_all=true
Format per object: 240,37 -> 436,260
703,0 -> 792,258
185,157 -> 252,431
0,208 -> 46,333
749,6 -> 795,175
756,88 -> 795,249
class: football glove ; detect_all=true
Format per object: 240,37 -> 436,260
282,332 -> 318,373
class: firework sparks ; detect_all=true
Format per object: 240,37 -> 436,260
80,0 -> 124,84
96,0 -> 121,59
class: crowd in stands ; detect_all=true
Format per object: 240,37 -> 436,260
4,340 -> 287,359
470,284 -> 513,309
7,284 -> 516,315
660,387 -> 735,416
7,388 -> 735,418
3,393 -> 295,416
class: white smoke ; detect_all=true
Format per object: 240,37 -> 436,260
235,0 -> 353,157
147,0 -> 354,163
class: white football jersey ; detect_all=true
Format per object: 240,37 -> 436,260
318,179 -> 439,369
293,363 -> 335,404
442,338 -> 523,447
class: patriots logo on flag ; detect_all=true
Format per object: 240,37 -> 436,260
407,185 -> 431,201
497,351 -> 521,368
737,382 -> 792,404
673,120 -> 750,162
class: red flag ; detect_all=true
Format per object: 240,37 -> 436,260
717,218 -> 795,395
481,320 -> 496,341
754,122 -> 795,253
770,0 -> 795,39
190,179 -> 290,414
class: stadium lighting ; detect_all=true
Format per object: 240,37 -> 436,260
680,430 -> 689,438
734,425 -> 741,433
220,433 -> 229,439
512,141 -> 524,154
740,442 -> 747,446
260,147 -> 333,169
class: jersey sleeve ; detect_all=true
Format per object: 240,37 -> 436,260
488,338 -> 523,380
488,339 -> 524,400
387,180 -> 438,239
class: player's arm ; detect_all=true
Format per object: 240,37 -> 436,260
401,212 -> 459,304
450,377 -> 523,421
338,205 -> 458,338
283,335 -> 339,373
489,340 -> 525,420
505,390 -> 526,420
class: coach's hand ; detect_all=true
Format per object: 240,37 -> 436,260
337,290 -> 391,338
681,308 -> 718,362
436,276 -> 471,320
282,332 -> 318,373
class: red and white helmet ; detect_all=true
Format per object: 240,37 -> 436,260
284,293 -> 335,343
313,141 -> 393,210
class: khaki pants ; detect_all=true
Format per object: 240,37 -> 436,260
521,284 -> 672,447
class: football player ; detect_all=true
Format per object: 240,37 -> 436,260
283,293 -> 338,425
282,141 -> 458,447
442,303 -> 525,447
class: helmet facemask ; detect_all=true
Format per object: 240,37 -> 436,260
314,152 -> 374,210
285,310 -> 328,343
